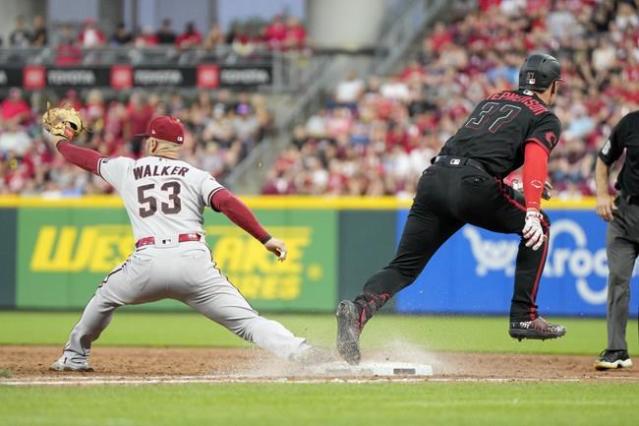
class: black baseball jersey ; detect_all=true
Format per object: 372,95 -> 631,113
439,90 -> 561,178
598,110 -> 639,196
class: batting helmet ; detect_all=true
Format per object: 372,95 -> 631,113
518,53 -> 561,92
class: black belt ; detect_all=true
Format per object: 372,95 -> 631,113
433,155 -> 489,175
623,194 -> 639,205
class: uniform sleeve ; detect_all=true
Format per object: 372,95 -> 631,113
98,157 -> 134,191
598,116 -> 627,166
200,175 -> 225,208
524,114 -> 561,154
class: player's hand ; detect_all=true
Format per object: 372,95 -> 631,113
522,209 -> 545,251
264,237 -> 287,262
596,194 -> 617,222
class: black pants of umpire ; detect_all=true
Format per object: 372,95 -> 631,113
605,196 -> 639,351
355,161 -> 550,323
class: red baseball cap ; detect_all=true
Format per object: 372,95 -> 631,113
137,116 -> 184,144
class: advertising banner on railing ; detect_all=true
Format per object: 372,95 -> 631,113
15,207 -> 336,311
396,210 -> 639,317
0,64 -> 273,90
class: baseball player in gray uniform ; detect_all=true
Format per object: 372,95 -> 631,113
46,114 -> 323,372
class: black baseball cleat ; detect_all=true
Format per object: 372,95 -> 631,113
594,350 -> 633,371
508,317 -> 566,341
336,300 -> 362,365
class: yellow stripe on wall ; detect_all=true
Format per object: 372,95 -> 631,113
0,195 -> 597,210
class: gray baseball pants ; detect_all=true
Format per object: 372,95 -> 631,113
60,241 -> 308,363
606,197 -> 639,351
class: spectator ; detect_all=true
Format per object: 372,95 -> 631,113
55,24 -> 82,66
111,22 -> 133,46
0,121 -> 31,156
592,38 -> 617,73
204,23 -> 224,50
31,15 -> 47,47
615,2 -> 639,31
335,71 -> 364,105
9,15 -> 31,47
78,18 -> 106,48
264,15 -> 287,50
156,19 -> 176,44
546,0 -> 578,40
230,25 -> 257,57
175,21 -> 202,49
124,92 -> 154,155
284,16 -> 306,50
134,26 -> 158,47
0,88 -> 30,126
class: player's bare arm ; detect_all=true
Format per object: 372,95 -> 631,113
595,157 -> 616,221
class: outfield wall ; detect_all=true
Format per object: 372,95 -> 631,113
0,196 -> 636,317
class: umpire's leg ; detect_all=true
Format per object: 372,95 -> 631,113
605,220 -> 638,351
354,180 -> 463,325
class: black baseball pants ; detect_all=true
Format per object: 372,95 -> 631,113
354,161 -> 550,323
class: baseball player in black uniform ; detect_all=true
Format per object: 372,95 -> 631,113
593,110 -> 639,370
336,53 -> 567,364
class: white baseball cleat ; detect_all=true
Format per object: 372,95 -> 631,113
50,355 -> 94,372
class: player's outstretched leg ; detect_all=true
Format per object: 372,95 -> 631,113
183,269 -> 333,364
336,202 -> 462,364
50,289 -> 120,372
50,257 -> 153,372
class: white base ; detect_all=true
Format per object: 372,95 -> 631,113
311,361 -> 433,377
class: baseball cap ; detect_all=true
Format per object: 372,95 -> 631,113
136,116 -> 184,144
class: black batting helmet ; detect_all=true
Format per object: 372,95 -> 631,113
518,53 -> 561,91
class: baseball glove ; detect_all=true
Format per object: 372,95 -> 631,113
41,103 -> 84,139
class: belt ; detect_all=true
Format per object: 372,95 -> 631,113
135,233 -> 202,248
433,155 -> 489,174
623,195 -> 639,205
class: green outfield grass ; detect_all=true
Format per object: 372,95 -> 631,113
1,382 -> 638,426
0,311 -> 636,355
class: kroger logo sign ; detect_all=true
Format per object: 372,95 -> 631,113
396,210 -> 638,317
464,219 -> 620,305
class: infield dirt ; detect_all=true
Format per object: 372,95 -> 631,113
1,345 -> 638,382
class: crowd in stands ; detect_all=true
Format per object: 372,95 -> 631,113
2,0 -> 638,199
263,0 -> 639,198
0,88 -> 270,195
0,14 -> 307,62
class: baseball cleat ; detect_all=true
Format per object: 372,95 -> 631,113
49,356 -> 94,372
336,300 -> 362,365
508,317 -> 566,341
594,350 -> 633,371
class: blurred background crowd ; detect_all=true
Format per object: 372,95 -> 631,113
0,13 -> 307,61
0,87 -> 271,195
264,0 -> 639,198
1,0 -> 638,198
